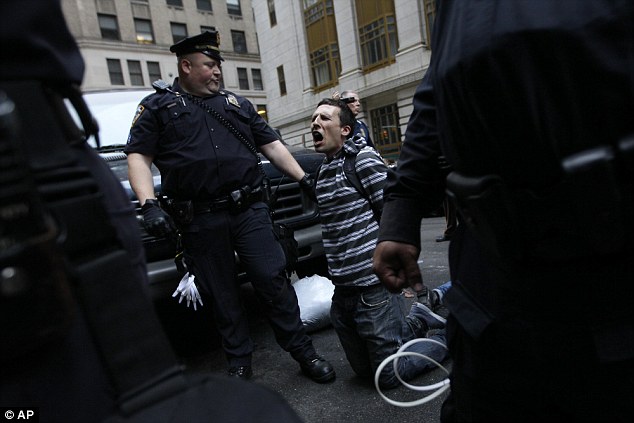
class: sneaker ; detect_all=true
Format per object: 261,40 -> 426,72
415,285 -> 429,305
410,302 -> 446,330
428,288 -> 441,309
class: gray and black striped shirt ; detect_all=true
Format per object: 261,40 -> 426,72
316,137 -> 388,287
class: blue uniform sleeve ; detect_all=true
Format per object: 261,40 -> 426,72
237,96 -> 279,147
124,95 -> 161,157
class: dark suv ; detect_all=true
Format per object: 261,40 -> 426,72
81,90 -> 328,299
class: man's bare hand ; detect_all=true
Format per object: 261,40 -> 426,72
373,240 -> 423,294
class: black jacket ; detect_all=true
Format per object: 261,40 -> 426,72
379,0 -> 633,362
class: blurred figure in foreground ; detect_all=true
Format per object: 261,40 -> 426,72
374,1 -> 633,421
0,2 -> 303,421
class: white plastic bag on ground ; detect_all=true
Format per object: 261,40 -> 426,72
292,274 -> 334,332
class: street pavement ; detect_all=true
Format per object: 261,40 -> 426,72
154,216 -> 452,423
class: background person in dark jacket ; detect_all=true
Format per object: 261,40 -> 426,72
333,90 -> 375,148
373,1 -> 633,421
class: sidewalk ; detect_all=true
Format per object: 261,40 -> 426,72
163,217 -> 452,423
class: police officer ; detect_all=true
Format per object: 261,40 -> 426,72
125,31 -> 335,383
373,1 -> 633,422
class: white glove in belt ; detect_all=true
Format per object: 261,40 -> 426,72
172,272 -> 203,310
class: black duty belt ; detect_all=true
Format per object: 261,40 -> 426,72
446,138 -> 634,264
193,186 -> 263,214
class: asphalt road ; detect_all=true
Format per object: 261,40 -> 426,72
154,216 -> 452,423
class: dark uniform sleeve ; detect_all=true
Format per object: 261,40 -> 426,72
237,95 -> 279,148
360,121 -> 374,147
377,69 -> 446,247
125,94 -> 162,157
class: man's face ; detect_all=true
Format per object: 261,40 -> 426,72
311,104 -> 351,158
343,93 -> 361,116
180,53 -> 222,96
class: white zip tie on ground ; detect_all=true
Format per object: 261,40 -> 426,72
374,338 -> 450,407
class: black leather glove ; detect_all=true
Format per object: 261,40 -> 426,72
299,174 -> 317,203
141,199 -> 176,238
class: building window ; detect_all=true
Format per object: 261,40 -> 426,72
268,0 -> 277,26
227,0 -> 241,16
251,69 -> 263,90
196,0 -> 212,11
370,104 -> 401,160
98,14 -> 120,40
303,0 -> 339,91
128,60 -> 144,86
134,18 -> 154,44
201,25 -> 216,34
231,30 -> 247,53
423,0 -> 436,47
107,59 -> 124,85
147,61 -> 161,82
310,44 -> 339,90
277,65 -> 286,96
356,0 -> 398,71
237,68 -> 249,90
97,0 -> 117,13
171,22 -> 188,44
166,0 -> 183,6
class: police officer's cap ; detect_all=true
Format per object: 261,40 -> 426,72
169,31 -> 224,62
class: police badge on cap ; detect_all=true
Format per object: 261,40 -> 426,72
169,30 -> 224,62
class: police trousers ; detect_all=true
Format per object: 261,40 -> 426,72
180,202 -> 315,367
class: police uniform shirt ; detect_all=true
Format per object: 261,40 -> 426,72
354,120 -> 374,148
125,79 -> 279,200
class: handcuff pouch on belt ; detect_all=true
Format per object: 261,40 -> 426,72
227,185 -> 263,213
447,139 -> 633,264
161,198 -> 194,226
163,185 -> 264,223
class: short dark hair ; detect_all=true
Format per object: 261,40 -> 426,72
317,98 -> 355,129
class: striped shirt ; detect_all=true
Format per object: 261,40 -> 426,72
316,136 -> 388,287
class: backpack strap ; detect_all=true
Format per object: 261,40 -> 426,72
313,153 -> 381,222
343,153 -> 382,222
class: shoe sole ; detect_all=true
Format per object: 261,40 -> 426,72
301,367 -> 336,383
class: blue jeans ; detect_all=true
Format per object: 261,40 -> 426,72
330,284 -> 448,389
435,281 -> 452,302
